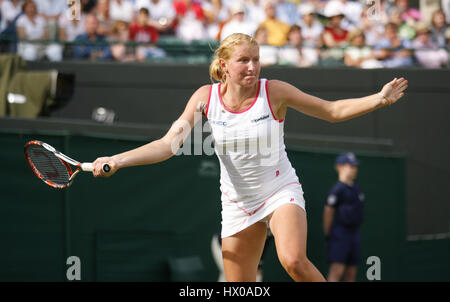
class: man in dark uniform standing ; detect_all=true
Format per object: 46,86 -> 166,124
323,152 -> 364,282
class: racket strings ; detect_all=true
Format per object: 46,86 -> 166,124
27,145 -> 71,185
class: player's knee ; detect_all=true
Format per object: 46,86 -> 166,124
280,253 -> 310,279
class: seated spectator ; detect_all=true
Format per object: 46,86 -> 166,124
16,0 -> 55,61
0,0 -> 23,53
129,7 -> 159,44
110,0 -> 134,23
1,0 -> 23,33
173,0 -> 208,42
134,0 -> 177,35
96,0 -> 114,36
35,0 -> 67,40
129,7 -> 166,61
364,0 -> 389,24
73,13 -> 112,61
360,5 -> 384,46
109,20 -> 137,62
389,7 -> 416,41
343,0 -> 364,28
395,0 -> 422,24
430,9 -> 449,48
253,26 -> 278,65
297,3 -> 324,48
412,22 -> 448,68
278,25 -> 319,67
321,2 -> 349,48
220,2 -> 257,41
275,0 -> 300,26
419,0 -> 440,25
374,22 -> 414,68
243,0 -> 266,26
203,0 -> 229,40
324,0 -> 363,31
58,7 -> 87,43
344,28 -> 383,68
45,2 -> 88,61
258,0 -> 290,46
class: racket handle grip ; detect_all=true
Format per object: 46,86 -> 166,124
81,163 -> 111,173
81,163 -> 93,171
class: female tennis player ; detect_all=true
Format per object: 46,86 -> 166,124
92,33 -> 407,282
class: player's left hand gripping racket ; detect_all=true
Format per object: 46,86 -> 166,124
24,140 -> 110,189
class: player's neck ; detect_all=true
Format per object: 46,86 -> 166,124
221,81 -> 258,108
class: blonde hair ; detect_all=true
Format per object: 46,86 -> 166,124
209,33 -> 259,83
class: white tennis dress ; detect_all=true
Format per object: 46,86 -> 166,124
205,78 -> 306,238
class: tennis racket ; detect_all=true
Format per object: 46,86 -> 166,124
24,140 -> 110,189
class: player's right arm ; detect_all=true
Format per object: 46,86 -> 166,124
92,85 -> 211,177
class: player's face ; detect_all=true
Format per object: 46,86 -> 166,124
224,43 -> 260,86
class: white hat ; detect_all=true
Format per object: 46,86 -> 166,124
299,3 -> 315,16
230,2 -> 245,15
323,1 -> 345,18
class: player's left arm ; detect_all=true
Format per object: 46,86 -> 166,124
269,78 -> 408,123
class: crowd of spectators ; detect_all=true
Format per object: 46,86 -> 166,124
0,0 -> 449,68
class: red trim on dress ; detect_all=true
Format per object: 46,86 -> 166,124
223,181 -> 302,217
205,84 -> 212,118
218,80 -> 261,114
266,80 -> 284,123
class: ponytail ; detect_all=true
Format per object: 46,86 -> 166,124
209,56 -> 224,83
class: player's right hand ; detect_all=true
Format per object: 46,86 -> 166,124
92,157 -> 119,178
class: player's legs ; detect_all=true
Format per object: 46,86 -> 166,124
327,262 -> 346,281
343,265 -> 357,282
221,222 -> 267,281
268,204 -> 326,282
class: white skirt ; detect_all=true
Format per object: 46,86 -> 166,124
220,182 -> 306,238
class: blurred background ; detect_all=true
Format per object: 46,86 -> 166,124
0,0 -> 449,282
